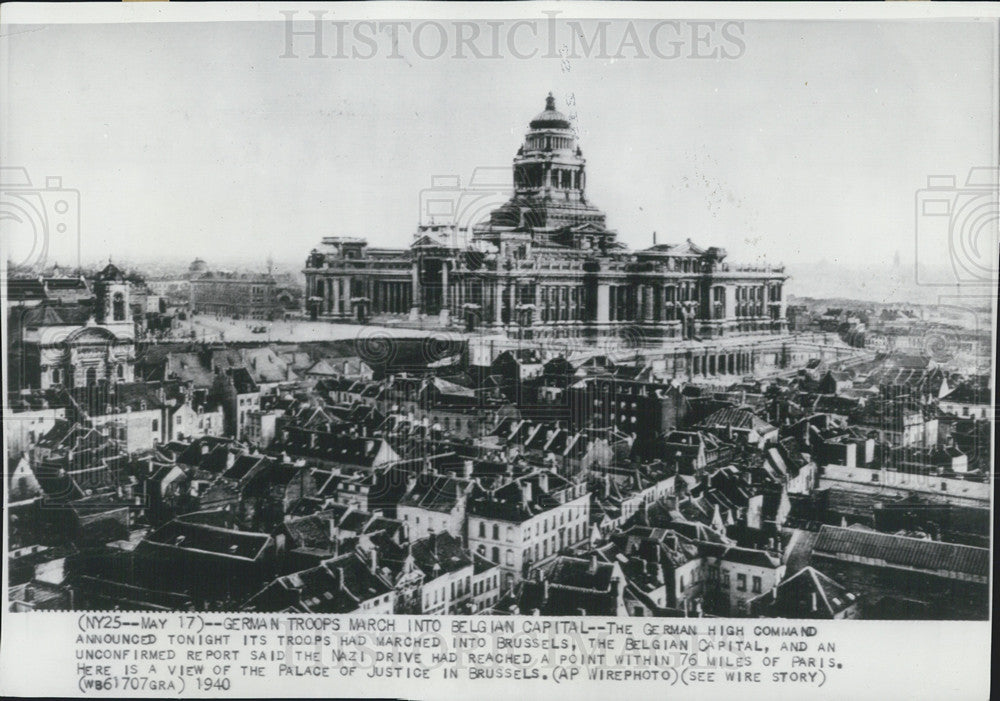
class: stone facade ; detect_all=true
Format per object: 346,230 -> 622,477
19,263 -> 136,389
304,94 -> 788,341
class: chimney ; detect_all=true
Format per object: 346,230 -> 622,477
369,548 -> 378,574
521,481 -> 532,503
538,471 -> 549,493
201,444 -> 210,455
589,554 -> 598,575
226,451 -> 236,470
811,591 -> 818,612
463,459 -> 473,479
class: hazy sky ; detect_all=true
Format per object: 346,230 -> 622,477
3,17 -> 996,296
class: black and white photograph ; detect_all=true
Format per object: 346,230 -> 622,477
1,3 -> 995,699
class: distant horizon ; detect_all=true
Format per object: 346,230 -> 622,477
6,252 -> 985,309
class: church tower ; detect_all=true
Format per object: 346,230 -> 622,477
93,262 -> 131,324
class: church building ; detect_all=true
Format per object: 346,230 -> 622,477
17,263 -> 136,389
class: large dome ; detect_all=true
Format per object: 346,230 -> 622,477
529,92 -> 571,130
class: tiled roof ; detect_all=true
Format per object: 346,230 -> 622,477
700,407 -> 777,434
6,279 -> 48,301
813,525 -> 988,578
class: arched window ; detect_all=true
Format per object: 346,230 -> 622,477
113,292 -> 126,321
116,365 -> 124,380
478,522 -> 486,538
85,367 -> 97,386
492,524 -> 499,540
505,549 -> 514,567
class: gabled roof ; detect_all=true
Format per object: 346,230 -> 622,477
430,377 -> 475,398
757,566 -> 857,618
515,554 -> 619,616
410,532 -> 472,578
227,367 -> 259,395
941,384 -> 989,405
20,304 -> 93,327
141,520 -> 271,560
699,407 -> 777,434
305,359 -> 340,377
399,473 -> 472,513
720,546 -> 781,569
244,551 -> 393,613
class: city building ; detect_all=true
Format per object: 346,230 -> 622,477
190,270 -> 277,320
397,472 -> 474,541
466,469 -> 590,591
304,94 -> 788,341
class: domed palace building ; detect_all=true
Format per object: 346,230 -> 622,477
304,94 -> 788,348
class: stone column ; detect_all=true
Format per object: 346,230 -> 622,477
596,283 -> 610,324
441,261 -> 449,308
410,260 -> 421,317
494,281 -> 503,325
331,278 -> 339,315
533,283 -> 542,325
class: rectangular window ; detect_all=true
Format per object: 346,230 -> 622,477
737,574 -> 747,592
752,576 -> 762,594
